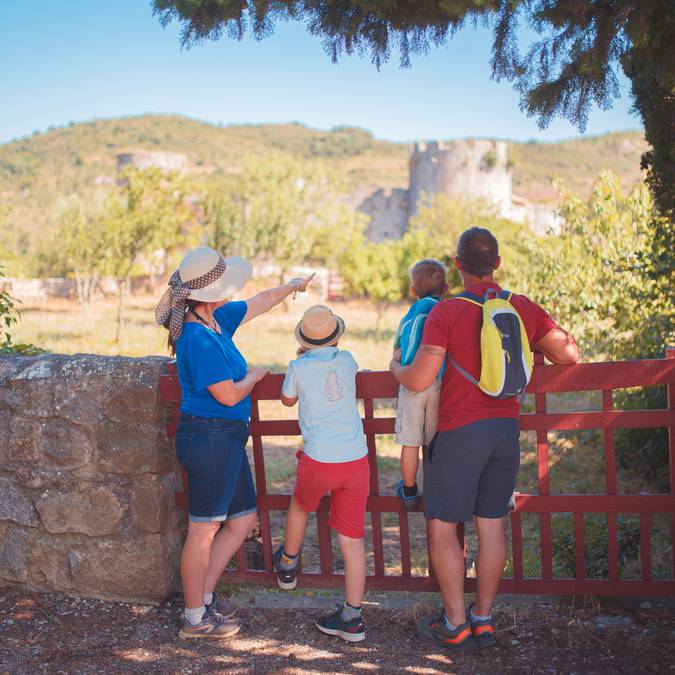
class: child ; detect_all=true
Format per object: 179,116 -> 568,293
274,305 -> 370,643
393,259 -> 448,510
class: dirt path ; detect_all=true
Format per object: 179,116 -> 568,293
1,588 -> 673,673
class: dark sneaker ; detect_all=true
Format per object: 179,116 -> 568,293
315,605 -> 365,643
468,603 -> 497,647
273,545 -> 298,590
396,479 -> 418,511
179,608 -> 242,640
207,592 -> 236,619
416,611 -> 475,651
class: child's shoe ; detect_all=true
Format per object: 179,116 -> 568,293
273,545 -> 298,590
315,604 -> 365,642
179,608 -> 242,639
396,479 -> 418,511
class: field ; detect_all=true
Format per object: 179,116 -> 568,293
12,291 -> 671,581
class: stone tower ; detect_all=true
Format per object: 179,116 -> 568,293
408,140 -> 513,215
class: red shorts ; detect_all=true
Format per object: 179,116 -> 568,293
293,451 -> 370,539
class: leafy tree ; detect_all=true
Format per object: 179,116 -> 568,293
98,166 -> 192,343
509,172 -> 673,490
407,193 -> 529,292
153,0 -> 675,234
0,266 -> 43,355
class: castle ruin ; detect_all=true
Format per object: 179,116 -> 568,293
360,139 -> 559,240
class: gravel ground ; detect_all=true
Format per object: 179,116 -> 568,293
0,587 -> 673,674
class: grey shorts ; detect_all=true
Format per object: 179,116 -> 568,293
423,418 -> 520,522
395,380 -> 441,447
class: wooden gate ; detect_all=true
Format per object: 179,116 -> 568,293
160,349 -> 675,596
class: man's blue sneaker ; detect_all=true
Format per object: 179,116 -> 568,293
315,605 -> 365,642
396,479 -> 418,511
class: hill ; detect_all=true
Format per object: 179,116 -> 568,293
0,114 -> 647,270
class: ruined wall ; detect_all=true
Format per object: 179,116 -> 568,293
358,188 -> 409,241
0,354 -> 184,604
408,140 -> 513,215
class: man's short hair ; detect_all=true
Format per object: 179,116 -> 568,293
457,227 -> 499,277
410,258 -> 447,297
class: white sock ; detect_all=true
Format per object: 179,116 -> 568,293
184,605 -> 206,625
204,592 -> 214,606
470,607 -> 491,622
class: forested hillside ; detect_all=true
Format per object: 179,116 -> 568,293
0,114 -> 646,270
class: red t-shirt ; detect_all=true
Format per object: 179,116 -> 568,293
421,281 -> 558,431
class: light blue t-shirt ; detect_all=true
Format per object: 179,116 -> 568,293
282,347 -> 367,463
175,300 -> 250,421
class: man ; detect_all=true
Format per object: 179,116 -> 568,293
390,227 -> 579,650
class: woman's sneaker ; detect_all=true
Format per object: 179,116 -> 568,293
416,610 -> 475,650
179,608 -> 242,639
396,479 -> 418,511
468,603 -> 497,647
206,592 -> 237,619
273,545 -> 298,590
315,605 -> 365,642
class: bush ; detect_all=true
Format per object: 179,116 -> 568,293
0,267 -> 44,355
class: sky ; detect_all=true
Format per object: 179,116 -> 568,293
0,0 -> 642,145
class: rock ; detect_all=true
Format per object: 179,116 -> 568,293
510,639 -> 520,646
640,601 -> 652,609
31,538 -> 73,589
36,487 -> 124,536
70,534 -> 181,602
96,425 -> 172,475
595,615 -> 633,629
0,525 -> 32,583
7,417 -> 40,464
37,420 -> 93,469
130,476 -> 172,534
0,477 -> 38,526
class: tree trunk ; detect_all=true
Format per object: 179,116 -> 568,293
114,278 -> 125,345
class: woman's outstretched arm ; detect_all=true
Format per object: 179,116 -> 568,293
241,273 -> 315,325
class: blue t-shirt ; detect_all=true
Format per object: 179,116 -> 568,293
282,347 -> 366,463
175,300 -> 250,420
394,296 -> 444,373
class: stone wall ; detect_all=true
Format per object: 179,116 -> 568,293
0,354 -> 184,604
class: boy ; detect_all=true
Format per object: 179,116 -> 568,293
274,305 -> 370,643
394,259 -> 448,510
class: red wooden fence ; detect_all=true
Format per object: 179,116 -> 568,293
160,349 -> 675,597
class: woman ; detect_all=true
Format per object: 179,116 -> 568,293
156,246 -> 313,639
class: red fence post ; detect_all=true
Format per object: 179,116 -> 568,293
667,347 -> 675,580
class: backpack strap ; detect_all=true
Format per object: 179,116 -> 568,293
447,356 -> 479,385
454,291 -> 483,307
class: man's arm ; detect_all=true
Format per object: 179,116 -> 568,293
534,327 -> 580,364
390,344 -> 446,392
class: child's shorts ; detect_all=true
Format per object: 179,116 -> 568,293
395,379 -> 441,447
293,451 -> 370,539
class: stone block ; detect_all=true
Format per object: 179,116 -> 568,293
130,475 -> 172,534
0,524 -> 32,583
0,477 -> 38,526
35,486 -> 124,536
70,534 -> 181,602
97,425 -> 172,475
30,537 -> 72,589
104,381 -> 161,424
37,420 -> 93,469
8,417 -> 40,464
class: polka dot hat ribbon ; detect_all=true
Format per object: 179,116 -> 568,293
155,257 -> 227,343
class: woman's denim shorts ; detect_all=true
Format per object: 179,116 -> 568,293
175,413 -> 257,523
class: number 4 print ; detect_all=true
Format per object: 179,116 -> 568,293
324,370 -> 344,402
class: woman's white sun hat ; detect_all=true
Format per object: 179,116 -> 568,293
295,305 -> 346,350
179,247 -> 252,303
155,246 -> 252,343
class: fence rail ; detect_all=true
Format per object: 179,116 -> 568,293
160,349 -> 675,597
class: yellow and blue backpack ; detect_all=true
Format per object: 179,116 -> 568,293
448,289 -> 533,399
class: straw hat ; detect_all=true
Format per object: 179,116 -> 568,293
155,247 -> 252,343
178,247 -> 252,303
295,305 -> 345,350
